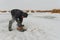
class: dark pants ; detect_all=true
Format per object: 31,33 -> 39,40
9,17 -> 23,29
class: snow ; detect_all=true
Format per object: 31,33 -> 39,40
0,12 -> 60,40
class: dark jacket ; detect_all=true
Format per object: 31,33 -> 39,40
11,9 -> 24,18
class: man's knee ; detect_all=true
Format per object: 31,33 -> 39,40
9,19 -> 15,26
9,20 -> 13,24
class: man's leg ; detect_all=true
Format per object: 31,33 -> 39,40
16,18 -> 26,32
8,18 -> 15,31
16,18 -> 24,27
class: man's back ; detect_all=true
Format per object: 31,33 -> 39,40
11,9 -> 23,18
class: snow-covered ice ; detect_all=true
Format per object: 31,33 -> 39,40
0,12 -> 60,40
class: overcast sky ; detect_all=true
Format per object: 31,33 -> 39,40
0,0 -> 60,10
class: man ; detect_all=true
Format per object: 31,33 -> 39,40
8,9 -> 28,32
